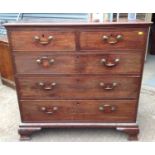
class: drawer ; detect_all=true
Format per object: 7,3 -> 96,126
21,100 -> 137,123
80,28 -> 147,50
9,30 -> 76,51
14,52 -> 143,75
17,76 -> 140,100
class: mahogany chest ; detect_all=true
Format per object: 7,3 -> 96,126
5,22 -> 151,140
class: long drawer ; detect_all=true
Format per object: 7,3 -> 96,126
9,29 -> 76,51
20,100 -> 137,123
16,76 -> 140,100
80,28 -> 147,50
14,52 -> 143,75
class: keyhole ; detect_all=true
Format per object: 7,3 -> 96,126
76,79 -> 80,82
76,102 -> 80,105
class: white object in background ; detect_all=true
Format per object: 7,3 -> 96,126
100,13 -> 104,23
103,13 -> 109,22
145,13 -> 152,22
92,13 -> 98,22
98,14 -> 104,22
128,13 -> 137,21
117,13 -> 120,22
92,13 -> 103,22
109,13 -> 113,22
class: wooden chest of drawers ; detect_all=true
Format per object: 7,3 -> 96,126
5,22 -> 151,140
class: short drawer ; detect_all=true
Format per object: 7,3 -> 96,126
17,76 -> 140,100
14,52 -> 143,75
80,28 -> 147,50
21,100 -> 137,123
9,29 -> 76,51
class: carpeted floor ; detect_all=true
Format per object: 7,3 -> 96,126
0,81 -> 155,142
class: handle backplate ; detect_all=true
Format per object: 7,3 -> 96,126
40,106 -> 58,114
99,104 -> 116,113
101,58 -> 120,67
102,34 -> 123,44
38,82 -> 56,90
36,56 -> 55,67
34,35 -> 53,45
100,82 -> 118,90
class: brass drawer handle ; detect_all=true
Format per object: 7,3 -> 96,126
100,82 -> 117,90
40,106 -> 58,114
34,35 -> 53,45
36,56 -> 55,67
38,82 -> 56,90
99,104 -> 116,113
101,58 -> 120,67
102,34 -> 123,44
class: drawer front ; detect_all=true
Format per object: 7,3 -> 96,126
14,52 -> 143,75
21,100 -> 137,122
17,76 -> 140,100
9,30 -> 76,51
80,29 -> 147,50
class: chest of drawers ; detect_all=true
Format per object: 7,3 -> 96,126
5,22 -> 151,140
